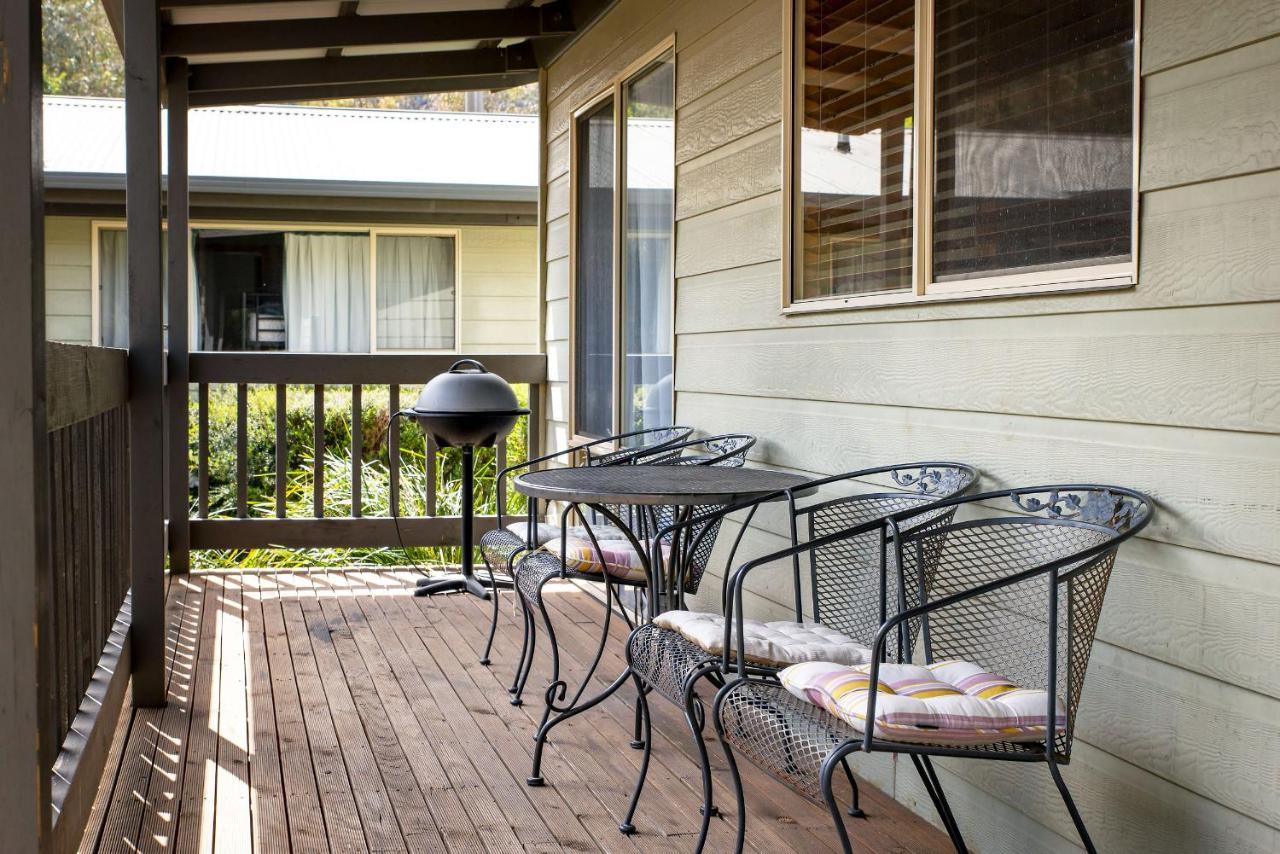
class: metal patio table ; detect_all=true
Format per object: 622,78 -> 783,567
513,464 -> 810,787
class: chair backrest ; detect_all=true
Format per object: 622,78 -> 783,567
630,434 -> 756,597
584,425 -> 694,466
894,485 -> 1153,758
800,463 -> 979,659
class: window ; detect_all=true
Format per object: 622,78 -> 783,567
786,0 -> 1137,308
94,223 -> 459,352
570,43 -> 675,440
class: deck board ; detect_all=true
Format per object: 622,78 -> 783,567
80,569 -> 950,854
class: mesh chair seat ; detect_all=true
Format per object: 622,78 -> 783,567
627,622 -> 721,706
716,678 -> 1050,803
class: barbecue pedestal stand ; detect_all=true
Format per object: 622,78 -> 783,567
406,359 -> 528,601
413,446 -> 513,598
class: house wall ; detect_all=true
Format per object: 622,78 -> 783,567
43,215 -> 539,353
539,1 -> 1280,852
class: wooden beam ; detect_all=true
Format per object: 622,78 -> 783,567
45,343 -> 128,432
125,0 -> 168,709
188,352 -> 547,386
187,43 -> 537,93
187,70 -> 536,107
163,3 -> 573,57
0,0 -> 53,847
188,516 -> 499,549
166,60 -> 191,576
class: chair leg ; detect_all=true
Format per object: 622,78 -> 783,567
1048,758 -> 1097,854
532,578 -> 562,742
839,758 -> 865,818
630,690 -> 645,749
712,718 -> 747,854
687,686 -> 718,853
819,750 -> 856,854
909,754 -> 967,853
509,595 -> 535,705
480,557 -> 501,666
618,673 -> 652,835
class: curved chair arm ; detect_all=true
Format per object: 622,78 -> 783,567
723,511 -> 908,676
495,431 -> 670,528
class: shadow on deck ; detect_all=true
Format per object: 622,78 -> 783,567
78,570 -> 950,853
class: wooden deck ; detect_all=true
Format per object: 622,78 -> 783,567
78,570 -> 949,853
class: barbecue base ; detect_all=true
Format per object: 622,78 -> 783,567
414,571 -> 514,599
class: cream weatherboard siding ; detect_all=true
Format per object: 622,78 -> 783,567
539,0 -> 1280,852
42,216 -> 539,353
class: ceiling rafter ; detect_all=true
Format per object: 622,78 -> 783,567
187,43 -> 537,93
186,70 -> 538,108
162,2 -> 573,58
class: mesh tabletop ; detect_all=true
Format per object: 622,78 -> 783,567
513,465 -> 809,506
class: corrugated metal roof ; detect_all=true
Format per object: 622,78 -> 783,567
43,96 -> 537,201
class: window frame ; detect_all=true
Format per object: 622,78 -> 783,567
567,36 -> 677,445
781,0 -> 1143,314
89,219 -> 463,353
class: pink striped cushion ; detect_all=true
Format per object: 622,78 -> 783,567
779,660 -> 1066,746
543,536 -> 668,583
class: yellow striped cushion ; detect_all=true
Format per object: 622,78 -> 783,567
543,536 -> 667,583
780,660 -> 1066,746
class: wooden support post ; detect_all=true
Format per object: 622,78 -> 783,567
126,0 -> 168,708
167,59 -> 191,574
0,0 -> 54,846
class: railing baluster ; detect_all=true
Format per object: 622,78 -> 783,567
198,382 -> 209,518
388,384 -> 400,518
426,436 -> 437,518
275,384 -> 287,519
351,384 -> 362,518
496,437 -> 507,517
313,384 -> 324,518
236,383 -> 248,518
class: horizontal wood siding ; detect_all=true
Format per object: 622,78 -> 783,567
45,217 -> 93,344
539,1 -> 1280,852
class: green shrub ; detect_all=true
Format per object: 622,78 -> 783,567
190,383 -> 529,569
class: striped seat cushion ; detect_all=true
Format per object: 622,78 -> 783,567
779,660 -> 1066,746
503,521 -> 624,546
542,535 -> 666,583
652,610 -> 871,668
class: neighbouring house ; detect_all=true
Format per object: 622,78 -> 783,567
42,96 -> 539,353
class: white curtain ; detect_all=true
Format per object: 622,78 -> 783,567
375,235 -> 455,350
99,229 -> 130,347
98,229 -> 169,348
284,233 -> 370,352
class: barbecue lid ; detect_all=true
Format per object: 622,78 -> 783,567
411,359 -> 529,416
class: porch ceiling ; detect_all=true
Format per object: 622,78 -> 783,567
99,0 -> 617,107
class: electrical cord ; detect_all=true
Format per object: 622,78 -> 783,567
388,408 -> 432,580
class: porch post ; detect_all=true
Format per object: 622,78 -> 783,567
126,0 -> 169,707
167,60 -> 192,576
0,0 -> 54,847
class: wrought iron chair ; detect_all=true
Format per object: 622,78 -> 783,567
622,463 -> 978,846
513,433 -> 756,786
713,485 -> 1154,854
476,425 -> 692,668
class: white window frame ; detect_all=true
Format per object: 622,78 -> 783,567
781,0 -> 1143,314
89,219 -> 463,353
567,36 -> 677,445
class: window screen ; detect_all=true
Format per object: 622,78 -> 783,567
795,0 -> 916,301
573,100 -> 616,439
932,0 -> 1135,281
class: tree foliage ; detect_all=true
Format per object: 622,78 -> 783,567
43,0 -> 124,97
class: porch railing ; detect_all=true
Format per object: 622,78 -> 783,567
181,352 -> 545,557
43,343 -> 132,852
